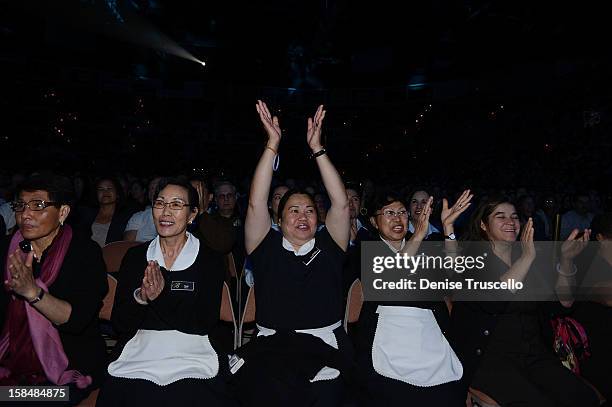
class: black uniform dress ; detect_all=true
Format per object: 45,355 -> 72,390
97,235 -> 234,407
232,227 -> 352,407
451,248 -> 600,407
355,236 -> 465,407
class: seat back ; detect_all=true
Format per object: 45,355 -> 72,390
75,388 -> 99,407
344,279 -> 363,332
102,240 -> 141,273
100,274 -> 117,321
469,387 -> 500,407
220,281 -> 238,350
237,286 -> 256,347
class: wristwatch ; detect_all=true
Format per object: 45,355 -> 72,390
27,288 -> 45,305
310,148 -> 327,159
444,232 -> 457,241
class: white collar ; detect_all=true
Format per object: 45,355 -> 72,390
355,218 -> 365,231
282,236 -> 316,256
147,232 -> 199,271
380,235 -> 405,253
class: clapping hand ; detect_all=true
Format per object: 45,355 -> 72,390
520,218 -> 536,261
561,228 -> 591,261
6,249 -> 39,300
140,260 -> 165,302
256,100 -> 281,149
412,196 -> 433,240
441,189 -> 473,228
307,105 -> 326,152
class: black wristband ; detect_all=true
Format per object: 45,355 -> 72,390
28,287 -> 45,305
311,148 -> 327,159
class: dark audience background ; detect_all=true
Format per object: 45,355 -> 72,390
0,0 -> 610,205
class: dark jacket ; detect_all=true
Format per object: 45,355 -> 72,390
0,231 -> 109,386
74,206 -> 136,245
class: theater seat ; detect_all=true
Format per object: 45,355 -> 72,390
469,387 -> 500,407
237,286 -> 256,347
76,388 -> 99,407
220,281 -> 238,349
344,279 -> 363,332
102,241 -> 141,273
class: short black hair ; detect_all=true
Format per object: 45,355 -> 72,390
367,189 -> 406,218
154,177 -> 199,212
17,172 -> 75,207
277,188 -> 317,221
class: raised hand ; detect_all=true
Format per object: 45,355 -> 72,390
412,196 -> 433,240
520,218 -> 536,261
140,260 -> 165,302
6,249 -> 39,300
561,228 -> 591,261
441,189 -> 473,228
256,100 -> 281,147
350,219 -> 358,243
307,105 -> 326,152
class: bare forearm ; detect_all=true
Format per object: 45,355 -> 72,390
500,256 -> 534,284
31,292 -> 72,325
314,153 -> 347,209
555,258 -> 576,307
248,148 -> 276,210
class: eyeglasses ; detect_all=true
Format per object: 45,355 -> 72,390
11,200 -> 60,212
152,199 -> 191,211
376,209 -> 408,219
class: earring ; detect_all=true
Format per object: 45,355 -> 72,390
188,220 -> 193,225
60,220 -> 64,226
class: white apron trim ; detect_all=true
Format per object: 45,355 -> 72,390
371,306 -> 463,387
107,329 -> 219,385
256,320 -> 342,382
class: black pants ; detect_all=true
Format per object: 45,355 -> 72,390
471,348 -> 600,407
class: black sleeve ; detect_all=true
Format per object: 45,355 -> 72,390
0,217 -> 5,239
54,240 -> 108,334
111,245 -> 148,338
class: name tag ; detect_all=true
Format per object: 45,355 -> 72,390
302,248 -> 321,266
170,281 -> 195,291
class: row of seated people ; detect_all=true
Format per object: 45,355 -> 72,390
0,104 -> 610,406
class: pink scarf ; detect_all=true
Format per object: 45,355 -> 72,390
0,225 -> 92,388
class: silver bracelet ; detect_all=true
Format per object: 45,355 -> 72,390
556,262 -> 577,277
